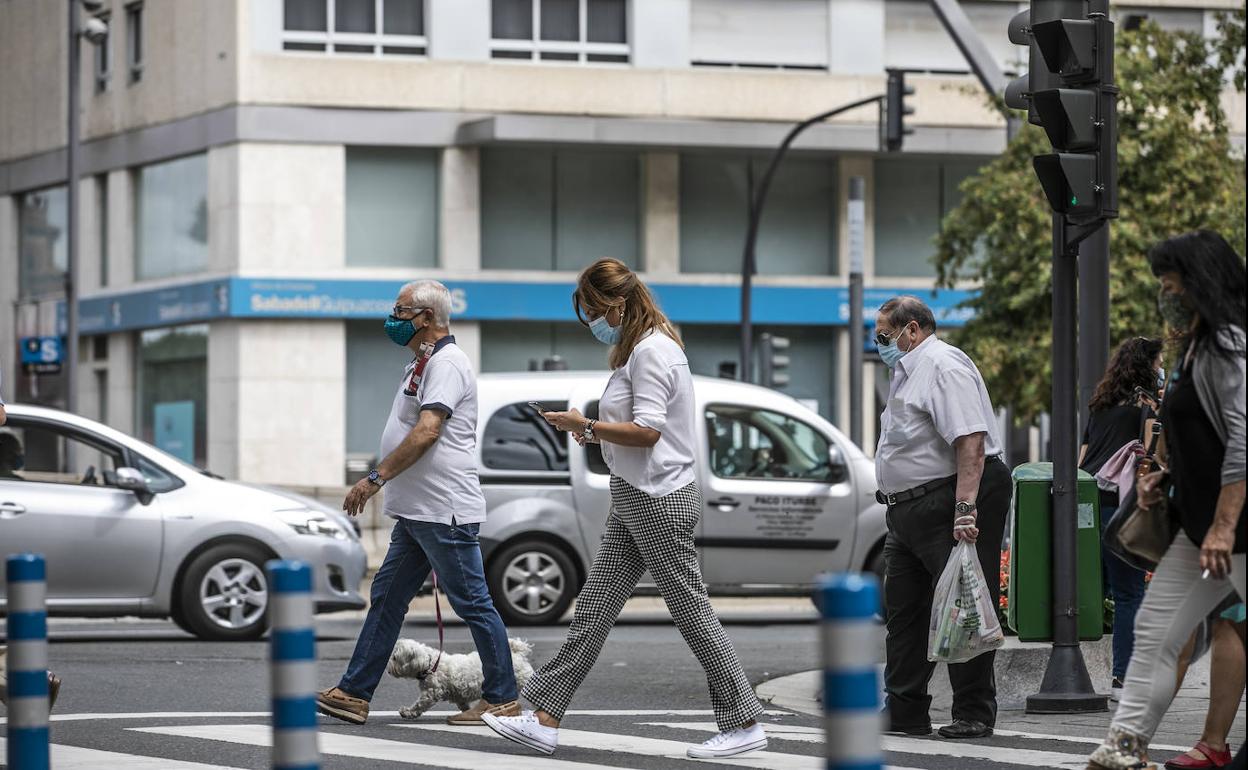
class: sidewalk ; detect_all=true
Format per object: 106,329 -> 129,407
756,635 -> 1247,752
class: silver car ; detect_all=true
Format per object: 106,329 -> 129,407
0,404 -> 366,641
474,372 -> 887,625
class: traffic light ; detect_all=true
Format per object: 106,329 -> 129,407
1005,0 -> 1117,224
882,69 -> 914,152
759,333 -> 790,389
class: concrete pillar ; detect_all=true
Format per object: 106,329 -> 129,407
631,0 -> 691,68
106,169 -> 134,286
210,320 -> 346,486
105,332 -> 135,433
453,321 -> 482,373
830,0 -> 886,76
440,147 -> 481,271
427,0 -> 490,61
641,152 -> 680,275
835,326 -> 851,432
0,195 -> 18,394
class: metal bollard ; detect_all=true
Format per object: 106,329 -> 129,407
820,572 -> 882,770
6,553 -> 50,770
267,560 -> 320,770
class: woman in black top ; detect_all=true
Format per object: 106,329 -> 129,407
1089,231 -> 1247,770
1078,336 -> 1163,696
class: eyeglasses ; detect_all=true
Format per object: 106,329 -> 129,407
392,304 -> 429,318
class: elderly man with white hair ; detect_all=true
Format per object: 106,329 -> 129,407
316,280 -> 519,727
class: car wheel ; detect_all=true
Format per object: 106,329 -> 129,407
178,543 -> 271,641
487,540 -> 577,626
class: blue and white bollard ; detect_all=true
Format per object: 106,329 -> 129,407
820,572 -> 882,770
267,560 -> 319,770
6,553 -> 50,770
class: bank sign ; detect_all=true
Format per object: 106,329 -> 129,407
64,277 -> 977,335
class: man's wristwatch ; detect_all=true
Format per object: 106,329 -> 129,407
955,500 -> 976,515
582,419 -> 597,442
366,469 -> 386,487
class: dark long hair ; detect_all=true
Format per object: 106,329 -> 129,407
1148,230 -> 1247,359
1089,337 -> 1163,412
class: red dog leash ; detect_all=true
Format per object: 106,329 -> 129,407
418,572 -> 444,681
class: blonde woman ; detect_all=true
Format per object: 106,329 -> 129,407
482,258 -> 767,759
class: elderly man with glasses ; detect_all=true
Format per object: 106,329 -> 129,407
873,295 -> 1011,741
316,279 -> 519,727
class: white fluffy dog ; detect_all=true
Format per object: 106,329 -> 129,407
387,637 -> 534,720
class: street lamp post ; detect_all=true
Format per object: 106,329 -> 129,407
65,2 -> 107,415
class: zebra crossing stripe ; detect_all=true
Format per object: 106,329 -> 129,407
131,724 -> 627,769
0,741 -> 247,769
406,723 -> 822,770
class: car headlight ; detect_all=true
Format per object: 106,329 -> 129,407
277,510 -> 349,540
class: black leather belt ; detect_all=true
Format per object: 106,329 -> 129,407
875,475 -> 956,507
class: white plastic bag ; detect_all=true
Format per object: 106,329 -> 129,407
927,541 -> 1005,663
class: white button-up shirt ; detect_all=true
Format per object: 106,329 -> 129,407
875,334 -> 1003,494
599,330 -> 697,497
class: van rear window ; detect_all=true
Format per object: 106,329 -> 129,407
482,401 -> 570,472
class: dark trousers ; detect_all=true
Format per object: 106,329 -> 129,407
882,457 -> 1011,729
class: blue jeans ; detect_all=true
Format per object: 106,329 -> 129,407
1100,504 -> 1147,681
338,518 -> 517,704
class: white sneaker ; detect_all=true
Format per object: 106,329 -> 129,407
687,723 -> 768,759
481,710 -> 558,755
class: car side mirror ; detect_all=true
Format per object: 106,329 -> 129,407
115,467 -> 154,505
827,444 -> 849,484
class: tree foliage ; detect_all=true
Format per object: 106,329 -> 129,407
934,12 -> 1246,422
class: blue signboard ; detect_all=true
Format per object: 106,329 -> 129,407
153,401 -> 196,463
61,276 -> 979,332
19,336 -> 64,374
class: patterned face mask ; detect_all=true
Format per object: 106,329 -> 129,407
1157,289 -> 1195,331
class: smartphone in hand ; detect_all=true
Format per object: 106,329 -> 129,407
527,401 -> 549,413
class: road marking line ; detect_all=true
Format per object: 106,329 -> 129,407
404,723 -> 822,769
0,741 -> 246,769
0,707 -> 789,725
132,723 -> 636,769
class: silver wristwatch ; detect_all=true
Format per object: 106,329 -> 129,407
955,500 -> 976,515
582,419 -> 597,442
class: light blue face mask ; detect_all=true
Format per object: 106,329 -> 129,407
1156,368 -> 1166,390
877,326 -> 910,369
589,315 -> 622,345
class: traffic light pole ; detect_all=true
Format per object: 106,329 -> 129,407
1026,215 -> 1108,714
847,176 -> 866,449
739,95 -> 885,383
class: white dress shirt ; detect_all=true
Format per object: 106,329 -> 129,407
875,334 -> 1003,494
598,330 -> 697,497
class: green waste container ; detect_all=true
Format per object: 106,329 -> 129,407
1006,462 -> 1104,641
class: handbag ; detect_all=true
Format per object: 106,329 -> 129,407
1104,473 -> 1179,572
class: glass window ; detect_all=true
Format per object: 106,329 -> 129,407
125,2 -> 143,84
482,401 -> 570,471
481,148 -> 640,271
345,147 -> 439,268
0,421 -> 124,487
133,453 -> 184,494
283,0 -> 426,54
691,0 -> 829,70
705,405 -> 836,482
345,320 -> 405,457
137,325 -> 208,468
479,321 -> 610,373
93,12 -> 111,92
491,0 -> 630,63
874,157 -> 988,277
18,186 -> 68,300
680,154 -> 837,275
136,154 -> 208,281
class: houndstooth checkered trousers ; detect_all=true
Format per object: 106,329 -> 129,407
522,475 -> 765,731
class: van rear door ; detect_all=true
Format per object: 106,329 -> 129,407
696,402 -> 857,589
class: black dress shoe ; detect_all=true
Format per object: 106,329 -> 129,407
938,720 -> 993,739
881,715 -> 933,736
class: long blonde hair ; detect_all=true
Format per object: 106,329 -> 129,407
573,258 -> 683,370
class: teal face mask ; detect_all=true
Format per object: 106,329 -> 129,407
589,315 -> 622,345
384,315 -> 418,346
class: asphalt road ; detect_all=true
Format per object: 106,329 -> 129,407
1,613 -> 1190,769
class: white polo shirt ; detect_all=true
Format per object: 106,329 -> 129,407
875,334 -> 1003,494
599,330 -> 697,497
378,336 -> 487,525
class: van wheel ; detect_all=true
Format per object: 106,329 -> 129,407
487,540 -> 577,626
178,543 -> 270,641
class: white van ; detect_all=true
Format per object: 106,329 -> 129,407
475,372 -> 886,625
